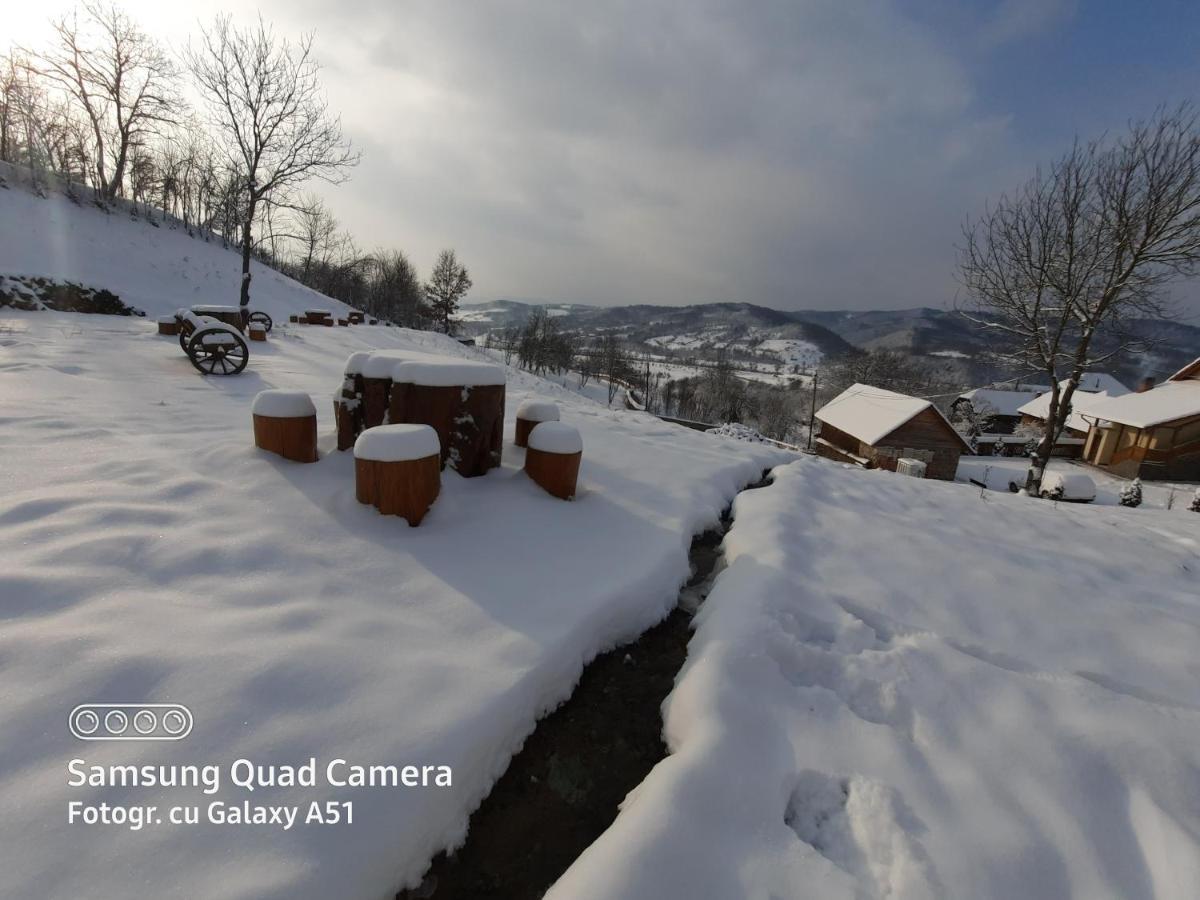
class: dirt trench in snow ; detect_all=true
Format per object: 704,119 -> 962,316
397,471 -> 773,900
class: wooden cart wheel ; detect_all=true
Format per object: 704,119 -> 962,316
187,327 -> 249,375
178,321 -> 194,353
248,310 -> 273,333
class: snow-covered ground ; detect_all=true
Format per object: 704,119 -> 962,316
958,456 -> 1198,512
0,182 -> 355,321
552,456 -> 1200,899
0,310 -> 791,898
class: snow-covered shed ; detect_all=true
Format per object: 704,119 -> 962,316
1078,358 -> 1200,481
814,383 -> 973,480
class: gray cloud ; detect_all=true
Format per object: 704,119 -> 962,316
265,0 -> 1045,309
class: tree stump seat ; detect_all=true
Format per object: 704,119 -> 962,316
354,425 -> 441,525
388,358 -> 506,477
524,422 -> 582,499
189,305 -> 246,332
514,399 -> 560,448
252,391 -> 318,463
157,315 -> 180,336
248,323 -> 267,342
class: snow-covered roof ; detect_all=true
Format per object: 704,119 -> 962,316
1168,357 -> 1200,382
1017,385 -> 1120,433
817,383 -> 968,448
1082,380 -> 1200,429
1076,372 -> 1130,395
958,388 -> 1041,417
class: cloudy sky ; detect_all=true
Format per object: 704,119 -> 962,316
10,1 -> 1200,311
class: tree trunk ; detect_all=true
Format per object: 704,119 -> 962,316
239,197 -> 255,307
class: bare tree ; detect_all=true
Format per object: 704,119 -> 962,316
28,3 -> 179,201
959,105 -> 1200,494
425,249 -> 472,334
187,15 -> 358,307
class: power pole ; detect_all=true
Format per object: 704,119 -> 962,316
807,369 -> 819,450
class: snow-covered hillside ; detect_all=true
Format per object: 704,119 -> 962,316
0,178 -> 354,320
0,309 -> 790,898
552,457 -> 1200,900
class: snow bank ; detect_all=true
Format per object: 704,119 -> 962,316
705,422 -> 770,443
354,424 -> 440,461
528,421 -> 583,454
251,390 -> 317,419
393,358 -> 506,387
0,311 -> 791,899
1040,470 -> 1096,501
0,179 -> 355,320
516,399 -> 560,422
552,457 -> 1200,900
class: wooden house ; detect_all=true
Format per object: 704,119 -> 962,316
1015,373 -> 1130,458
814,383 -> 973,480
1079,358 -> 1200,481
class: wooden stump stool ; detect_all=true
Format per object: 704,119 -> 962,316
514,399 -> 560,448
157,315 -> 179,336
389,358 -> 506,477
191,305 -> 246,332
252,391 -> 318,463
248,323 -> 267,342
524,422 -> 582,499
354,425 -> 441,525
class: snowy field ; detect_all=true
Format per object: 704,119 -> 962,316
958,456 -> 1198,512
0,184 -> 355,321
0,310 -> 791,898
553,457 -> 1200,899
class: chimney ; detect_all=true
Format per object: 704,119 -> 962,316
1137,377 -> 1156,393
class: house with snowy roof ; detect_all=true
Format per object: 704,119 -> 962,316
953,387 -> 1043,434
1015,374 -> 1131,458
1078,358 -> 1200,481
814,383 -> 973,480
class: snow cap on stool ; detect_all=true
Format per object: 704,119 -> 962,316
392,358 -> 506,387
344,351 -> 372,376
156,314 -> 176,324
516,399 -> 560,423
528,421 -> 582,454
252,390 -> 316,418
354,424 -> 441,462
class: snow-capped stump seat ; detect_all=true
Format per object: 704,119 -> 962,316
188,304 -> 247,333
347,311 -> 365,324
524,422 -> 582,499
388,358 -> 506,477
514,399 -> 560,448
252,391 -> 318,463
248,322 -> 267,342
335,352 -> 370,451
157,315 -> 179,336
354,424 -> 441,525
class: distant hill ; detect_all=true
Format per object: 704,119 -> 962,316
461,299 -> 1199,383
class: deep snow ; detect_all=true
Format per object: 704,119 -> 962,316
0,180 -> 356,321
0,310 -> 792,898
551,457 -> 1200,900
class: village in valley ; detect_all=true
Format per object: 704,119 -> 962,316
2,3 -> 1200,900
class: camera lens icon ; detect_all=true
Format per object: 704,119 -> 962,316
73,709 -> 100,736
70,704 -> 192,741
